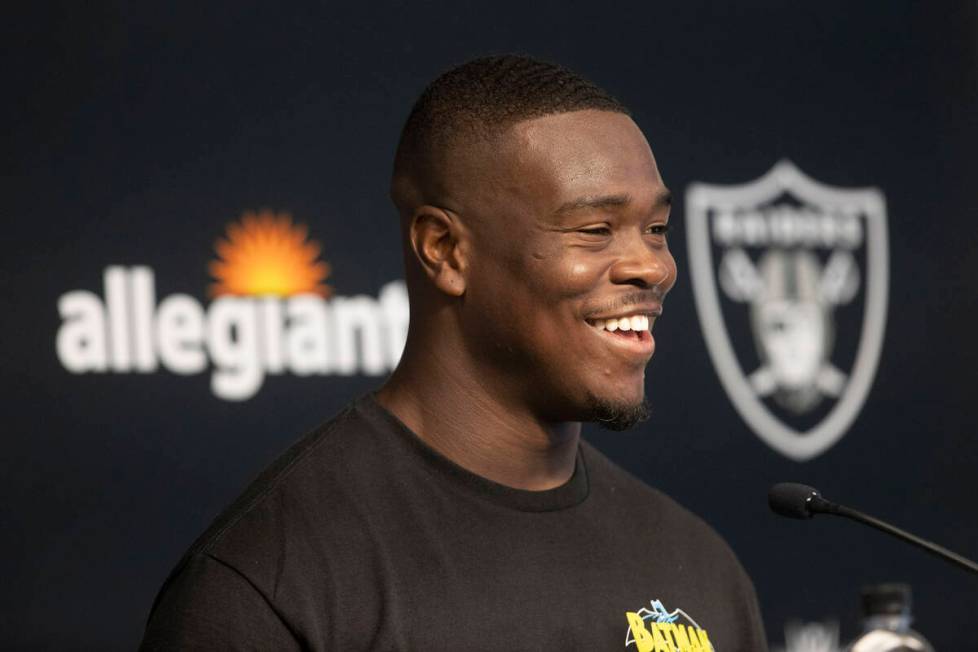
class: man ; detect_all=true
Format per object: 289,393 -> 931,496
141,55 -> 767,651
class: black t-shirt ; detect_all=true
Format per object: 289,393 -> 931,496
141,395 -> 768,651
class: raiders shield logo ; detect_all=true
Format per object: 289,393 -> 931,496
685,161 -> 888,461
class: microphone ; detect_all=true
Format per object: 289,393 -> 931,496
768,482 -> 978,576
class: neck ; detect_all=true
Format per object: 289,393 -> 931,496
376,335 -> 581,491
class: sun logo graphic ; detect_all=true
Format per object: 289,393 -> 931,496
55,210 -> 409,400
209,211 -> 332,299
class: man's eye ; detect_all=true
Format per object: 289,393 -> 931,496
647,223 -> 671,236
579,226 -> 611,236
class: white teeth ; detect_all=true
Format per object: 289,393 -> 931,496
590,314 -> 653,333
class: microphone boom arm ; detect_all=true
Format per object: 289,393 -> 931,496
768,483 -> 978,577
829,502 -> 978,576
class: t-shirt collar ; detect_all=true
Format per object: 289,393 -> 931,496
358,393 -> 590,512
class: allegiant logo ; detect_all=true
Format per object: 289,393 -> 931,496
55,211 -> 409,401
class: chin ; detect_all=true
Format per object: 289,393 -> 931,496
584,389 -> 650,432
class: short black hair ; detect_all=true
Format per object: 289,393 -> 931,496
392,55 -> 629,199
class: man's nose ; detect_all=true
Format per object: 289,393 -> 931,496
608,237 -> 677,291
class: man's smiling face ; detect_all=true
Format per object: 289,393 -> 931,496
455,109 -> 677,427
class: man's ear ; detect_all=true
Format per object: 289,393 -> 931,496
408,206 -> 467,297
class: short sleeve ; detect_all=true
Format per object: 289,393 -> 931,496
139,553 -> 301,651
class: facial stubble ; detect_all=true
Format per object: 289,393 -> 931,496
587,391 -> 650,431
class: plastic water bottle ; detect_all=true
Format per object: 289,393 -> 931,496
847,584 -> 934,652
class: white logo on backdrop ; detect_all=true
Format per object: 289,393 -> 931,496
686,161 -> 888,461
55,212 -> 410,401
56,268 -> 409,401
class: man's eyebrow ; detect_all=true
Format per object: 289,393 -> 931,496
554,194 -> 631,214
554,188 -> 672,215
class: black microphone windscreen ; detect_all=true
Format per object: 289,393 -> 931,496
768,482 -> 821,519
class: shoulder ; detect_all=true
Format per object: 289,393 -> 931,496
140,553 -> 301,651
580,441 -> 767,647
579,440 -> 706,528
143,395 -> 413,644
580,439 -> 750,577
151,397 -> 390,606
194,400 -> 370,553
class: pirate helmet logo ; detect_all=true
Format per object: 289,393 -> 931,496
686,161 -> 888,461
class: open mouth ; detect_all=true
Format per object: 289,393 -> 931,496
584,313 -> 658,353
588,314 -> 650,334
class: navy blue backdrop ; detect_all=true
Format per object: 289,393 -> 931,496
3,2 -> 977,649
